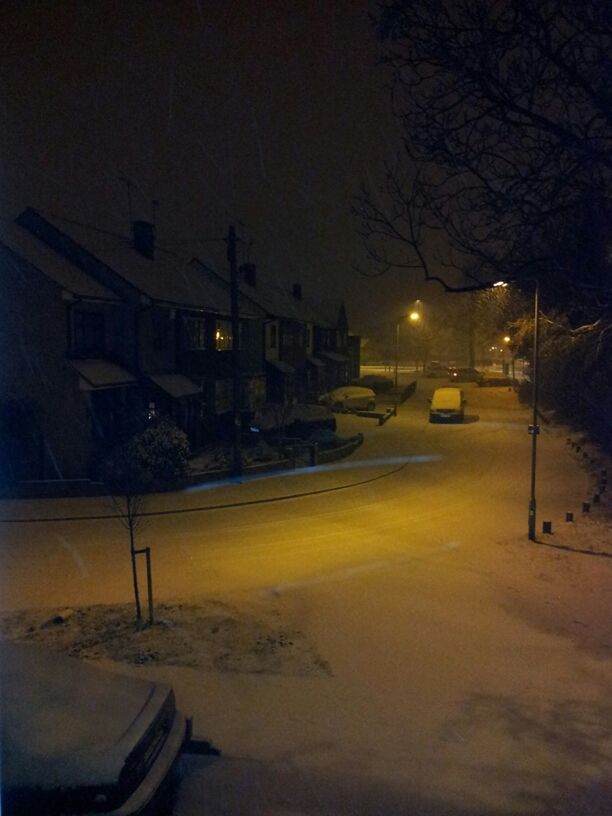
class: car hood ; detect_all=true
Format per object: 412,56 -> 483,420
1,641 -> 172,791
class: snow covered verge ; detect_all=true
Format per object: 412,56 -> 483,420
0,596 -> 332,678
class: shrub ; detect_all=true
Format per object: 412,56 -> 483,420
129,420 -> 190,483
101,419 -> 190,492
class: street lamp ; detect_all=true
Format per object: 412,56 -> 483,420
395,303 -> 422,389
496,279 -> 540,539
527,279 -> 540,541
502,335 -> 512,377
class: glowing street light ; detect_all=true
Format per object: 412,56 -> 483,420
494,279 -> 540,540
395,301 -> 423,391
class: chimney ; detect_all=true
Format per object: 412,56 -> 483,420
240,263 -> 256,287
292,282 -> 302,300
132,220 -> 155,259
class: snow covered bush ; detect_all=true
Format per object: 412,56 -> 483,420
128,420 -> 191,483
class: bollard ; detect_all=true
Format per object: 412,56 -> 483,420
593,493 -> 600,504
565,511 -> 574,522
582,501 -> 590,513
542,521 -> 552,534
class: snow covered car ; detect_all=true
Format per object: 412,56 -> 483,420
1,641 -> 188,816
351,375 -> 394,393
423,361 -> 447,377
448,366 -> 484,384
429,387 -> 466,423
319,386 -> 376,412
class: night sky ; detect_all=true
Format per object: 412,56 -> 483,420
0,0 -> 431,332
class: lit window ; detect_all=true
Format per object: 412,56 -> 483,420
215,320 -> 233,351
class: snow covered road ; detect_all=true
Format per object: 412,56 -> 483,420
2,382 -> 612,813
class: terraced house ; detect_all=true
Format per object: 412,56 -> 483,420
0,208 -> 359,491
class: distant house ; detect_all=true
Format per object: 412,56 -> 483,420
312,300 -> 351,393
236,266 -> 354,403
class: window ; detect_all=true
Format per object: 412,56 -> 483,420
183,316 -> 206,350
282,324 -> 293,348
215,319 -> 233,351
152,311 -> 170,351
282,322 -> 304,349
269,323 -> 278,349
74,311 -> 105,356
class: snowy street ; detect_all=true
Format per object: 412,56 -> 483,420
2,379 -> 612,814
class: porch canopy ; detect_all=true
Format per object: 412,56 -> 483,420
267,359 -> 296,375
319,351 -> 348,363
68,359 -> 137,391
307,356 -> 325,367
147,373 -> 202,399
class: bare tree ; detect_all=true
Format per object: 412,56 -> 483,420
356,1 -> 612,307
101,444 -> 151,622
100,419 -> 191,623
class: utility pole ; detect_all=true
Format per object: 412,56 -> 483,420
227,225 -> 242,478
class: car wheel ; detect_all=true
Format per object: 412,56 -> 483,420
366,401 -> 375,411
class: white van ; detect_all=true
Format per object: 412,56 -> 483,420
429,387 -> 465,423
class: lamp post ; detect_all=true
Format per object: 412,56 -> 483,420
503,335 -> 511,376
528,279 -> 540,541
394,303 -> 421,390
493,279 -> 540,540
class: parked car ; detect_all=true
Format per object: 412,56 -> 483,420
1,641 -> 188,816
429,387 -> 466,423
319,386 -> 376,412
477,373 -> 517,387
423,361 -> 446,377
351,375 -> 394,393
448,366 -> 484,383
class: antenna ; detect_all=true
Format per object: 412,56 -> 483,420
118,177 -> 133,224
